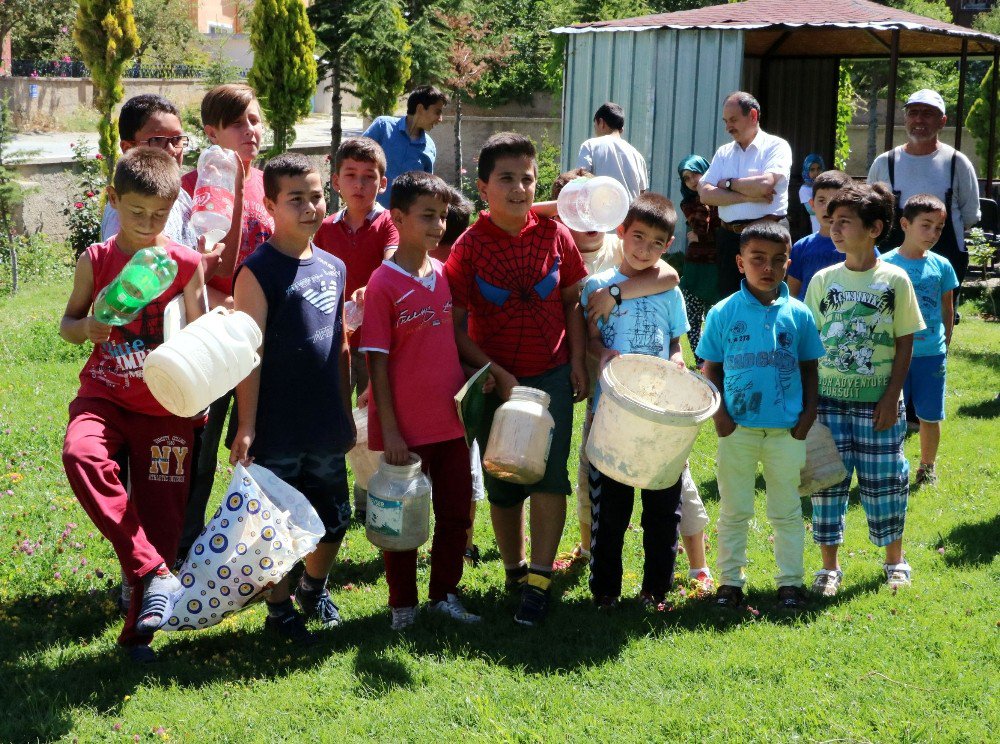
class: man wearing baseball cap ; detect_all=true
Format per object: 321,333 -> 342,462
868,89 -> 981,315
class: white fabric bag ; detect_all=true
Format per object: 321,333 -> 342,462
163,464 -> 323,631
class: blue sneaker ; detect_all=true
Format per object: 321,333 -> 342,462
296,587 -> 342,629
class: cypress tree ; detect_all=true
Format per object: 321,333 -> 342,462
73,0 -> 140,178
248,0 -> 318,156
350,0 -> 412,118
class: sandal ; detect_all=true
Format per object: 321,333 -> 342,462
884,562 -> 912,589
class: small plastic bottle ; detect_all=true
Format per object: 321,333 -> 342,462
482,386 -> 555,484
344,299 -> 364,334
93,246 -> 178,326
189,145 -> 238,246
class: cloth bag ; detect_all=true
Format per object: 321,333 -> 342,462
798,422 -> 849,497
163,464 -> 323,631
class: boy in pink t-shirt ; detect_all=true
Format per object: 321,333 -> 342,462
361,172 -> 490,630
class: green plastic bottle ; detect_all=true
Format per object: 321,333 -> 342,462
93,247 -> 179,326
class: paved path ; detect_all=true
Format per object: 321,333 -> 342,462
10,113 -> 364,162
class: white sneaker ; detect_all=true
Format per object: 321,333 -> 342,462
427,593 -> 481,623
390,605 -> 418,630
810,568 -> 844,597
885,562 -> 912,589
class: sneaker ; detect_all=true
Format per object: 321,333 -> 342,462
637,591 -> 664,609
127,645 -> 156,664
390,605 -> 418,630
885,562 -> 912,589
428,593 -> 481,623
714,584 -> 744,609
593,594 -> 619,610
914,463 -> 937,487
296,587 -> 342,629
777,585 -> 808,611
265,609 -> 318,646
463,545 -> 481,567
504,566 -> 528,592
689,569 -> 714,592
514,583 -> 550,626
810,569 -> 843,597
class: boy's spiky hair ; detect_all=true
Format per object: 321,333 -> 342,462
335,136 -> 387,177
812,169 -> 852,193
622,192 -> 677,239
477,132 -> 536,182
263,152 -> 318,201
389,171 -> 454,213
112,146 -> 180,201
739,220 -> 791,250
902,193 -> 947,222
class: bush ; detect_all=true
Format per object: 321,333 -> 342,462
62,141 -> 105,258
0,232 -> 74,290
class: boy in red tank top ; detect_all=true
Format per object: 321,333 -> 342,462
60,148 -> 206,662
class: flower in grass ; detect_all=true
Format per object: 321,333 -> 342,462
937,546 -> 946,555
95,154 -> 103,160
113,723 -> 121,731
7,472 -> 23,483
746,605 -> 760,617
54,572 -> 61,579
74,202 -> 84,209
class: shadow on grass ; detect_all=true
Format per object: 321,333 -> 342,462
956,395 -> 1000,420
942,512 -> 1000,567
950,347 -> 1000,367
0,545 -> 886,742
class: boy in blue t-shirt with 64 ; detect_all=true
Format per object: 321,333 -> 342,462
581,193 -> 690,608
882,194 -> 958,487
697,221 -> 825,611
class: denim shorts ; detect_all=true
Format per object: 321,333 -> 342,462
903,354 -> 947,423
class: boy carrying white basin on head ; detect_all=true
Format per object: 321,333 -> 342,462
580,192 -> 690,609
696,221 -> 825,612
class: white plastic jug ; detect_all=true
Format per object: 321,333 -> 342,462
586,354 -> 720,489
144,307 -> 262,417
482,386 -> 555,485
556,176 -> 630,232
346,406 -> 382,491
798,422 -> 848,496
366,454 -> 432,551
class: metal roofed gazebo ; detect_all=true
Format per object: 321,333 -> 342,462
552,0 -> 1000,245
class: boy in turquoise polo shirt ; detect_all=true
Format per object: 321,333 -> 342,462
697,220 -> 825,611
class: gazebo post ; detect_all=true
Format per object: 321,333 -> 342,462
955,39 -> 968,153
988,48 -> 999,194
884,29 -> 900,152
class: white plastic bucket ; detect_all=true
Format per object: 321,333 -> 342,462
556,176 -> 630,232
145,307 -> 262,417
346,406 -> 382,490
586,354 -> 720,489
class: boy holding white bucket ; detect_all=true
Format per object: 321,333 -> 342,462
696,221 -> 825,611
61,148 -> 207,662
580,192 -> 690,608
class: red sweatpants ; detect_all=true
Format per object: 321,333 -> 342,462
62,396 -> 193,646
383,437 -> 472,608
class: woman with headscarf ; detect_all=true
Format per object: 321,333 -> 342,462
799,153 -> 825,234
677,154 -> 720,360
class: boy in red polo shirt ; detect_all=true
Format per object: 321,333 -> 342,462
361,171 -> 484,630
444,132 -> 589,627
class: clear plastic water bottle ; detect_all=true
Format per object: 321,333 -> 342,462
344,299 -> 364,334
190,145 -> 238,246
93,247 -> 179,326
556,176 -> 630,233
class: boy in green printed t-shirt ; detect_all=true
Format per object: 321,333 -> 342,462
805,183 -> 924,597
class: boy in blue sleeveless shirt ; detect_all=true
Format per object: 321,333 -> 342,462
231,153 -> 355,645
697,221 -> 825,611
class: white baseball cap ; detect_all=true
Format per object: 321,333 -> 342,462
905,89 -> 946,115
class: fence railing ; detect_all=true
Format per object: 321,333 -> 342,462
10,59 -> 249,80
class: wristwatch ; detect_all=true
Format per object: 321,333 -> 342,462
724,178 -> 733,190
609,284 -> 622,306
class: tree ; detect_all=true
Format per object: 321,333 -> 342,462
350,0 -> 412,117
74,0 -> 140,179
836,63 -> 856,171
132,0 -> 205,68
0,97 -> 38,294
439,12 -> 513,189
965,64 -> 999,182
248,0 -> 318,156
10,0 -> 76,62
309,0 -> 362,165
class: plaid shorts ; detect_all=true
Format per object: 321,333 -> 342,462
810,396 -> 909,547
253,451 -> 350,544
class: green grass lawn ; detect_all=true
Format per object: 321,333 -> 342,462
1,278 -> 997,743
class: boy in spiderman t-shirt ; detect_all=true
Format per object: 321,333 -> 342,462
444,132 -> 588,627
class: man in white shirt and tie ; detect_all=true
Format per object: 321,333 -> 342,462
699,91 -> 793,297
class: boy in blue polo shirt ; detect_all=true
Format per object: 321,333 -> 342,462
697,221 -> 825,611
882,194 -> 958,487
362,86 -> 448,207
